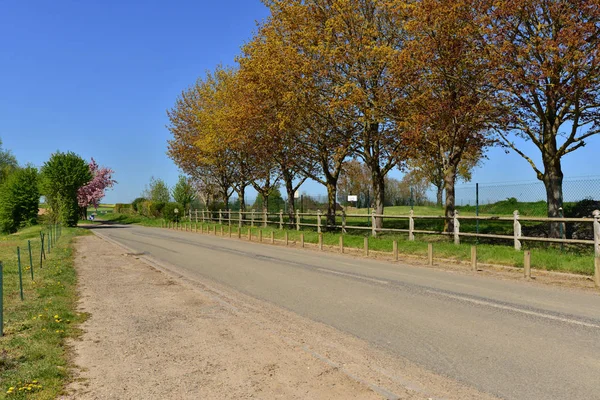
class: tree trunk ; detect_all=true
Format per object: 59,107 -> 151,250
326,180 -> 337,230
435,183 -> 443,207
370,170 -> 385,231
443,167 -> 457,233
239,185 -> 246,212
283,172 -> 296,229
542,159 -> 564,238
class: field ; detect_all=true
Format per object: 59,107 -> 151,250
0,226 -> 89,399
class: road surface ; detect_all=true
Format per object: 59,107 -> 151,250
90,224 -> 600,400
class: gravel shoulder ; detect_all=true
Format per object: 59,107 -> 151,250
64,234 -> 498,400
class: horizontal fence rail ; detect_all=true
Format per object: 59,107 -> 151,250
185,209 -> 600,256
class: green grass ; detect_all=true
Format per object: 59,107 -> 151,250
175,222 -> 596,276
0,225 -> 90,399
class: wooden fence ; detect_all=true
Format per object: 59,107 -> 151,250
186,208 -> 600,256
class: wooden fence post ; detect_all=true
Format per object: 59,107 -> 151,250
300,233 -> 305,248
220,226 -> 224,236
285,231 -> 288,246
393,240 -> 398,261
524,250 -> 531,278
279,210 -> 283,230
364,237 -> 369,256
594,257 -> 599,289
251,209 -> 255,227
271,231 -> 274,244
239,211 -> 242,228
342,210 -> 347,234
409,210 -> 415,241
296,209 -> 300,231
262,209 -> 267,228
317,210 -> 322,233
237,227 -> 241,239
195,210 -> 198,223
340,236 -> 344,253
454,210 -> 460,245
219,210 -> 222,225
228,226 -> 231,237
471,246 -> 477,272
514,210 -> 522,251
318,233 -> 323,250
259,230 -> 262,242
371,210 -> 376,237
201,210 -> 205,223
428,243 -> 433,266
248,228 -> 251,241
228,210 -> 231,226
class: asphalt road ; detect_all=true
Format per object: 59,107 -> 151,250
91,224 -> 600,400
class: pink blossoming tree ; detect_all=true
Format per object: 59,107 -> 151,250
77,158 -> 116,219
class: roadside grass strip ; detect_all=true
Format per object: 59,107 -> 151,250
0,226 -> 89,399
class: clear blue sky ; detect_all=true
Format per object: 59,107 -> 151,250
1,0 -> 598,204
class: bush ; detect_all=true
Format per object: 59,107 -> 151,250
131,197 -> 147,213
564,198 -> 600,240
0,167 -> 40,233
114,203 -> 133,214
162,202 -> 183,221
150,201 -> 166,217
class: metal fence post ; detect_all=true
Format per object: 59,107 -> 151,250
454,210 -> 460,245
296,209 -> 300,231
317,210 -> 322,233
279,209 -> 283,230
593,210 -> 600,257
513,210 -> 522,251
371,210 -> 376,237
409,210 -> 415,241
342,210 -> 347,234
0,262 -> 3,337
17,247 -> 24,300
28,240 -> 34,281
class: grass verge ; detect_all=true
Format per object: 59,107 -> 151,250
0,226 -> 90,399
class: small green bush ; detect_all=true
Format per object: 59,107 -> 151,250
162,202 -> 183,221
114,203 -> 132,214
131,197 -> 147,213
150,201 -> 166,217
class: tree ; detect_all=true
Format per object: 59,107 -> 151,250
40,151 -> 92,226
143,177 -> 170,203
0,166 -> 39,233
77,158 -> 116,219
338,160 -> 371,208
172,175 -> 196,213
0,138 -> 18,184
395,0 -> 500,232
485,0 -> 600,237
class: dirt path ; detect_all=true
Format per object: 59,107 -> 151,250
64,235 -> 497,400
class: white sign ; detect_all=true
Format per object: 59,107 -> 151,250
347,195 -> 358,202
294,190 -> 300,199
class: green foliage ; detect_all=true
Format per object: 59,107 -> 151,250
172,175 -> 196,212
40,152 -> 92,227
114,203 -> 133,214
149,201 -> 166,217
131,197 -> 147,212
162,202 -> 184,221
252,187 -> 284,213
0,166 -> 40,233
144,177 -> 170,203
0,138 -> 18,184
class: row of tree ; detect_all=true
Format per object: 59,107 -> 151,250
167,0 -> 600,237
0,140 -> 115,233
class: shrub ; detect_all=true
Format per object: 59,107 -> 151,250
114,203 -> 133,214
162,202 -> 183,221
131,197 -> 147,213
150,201 -> 166,217
0,166 -> 40,233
